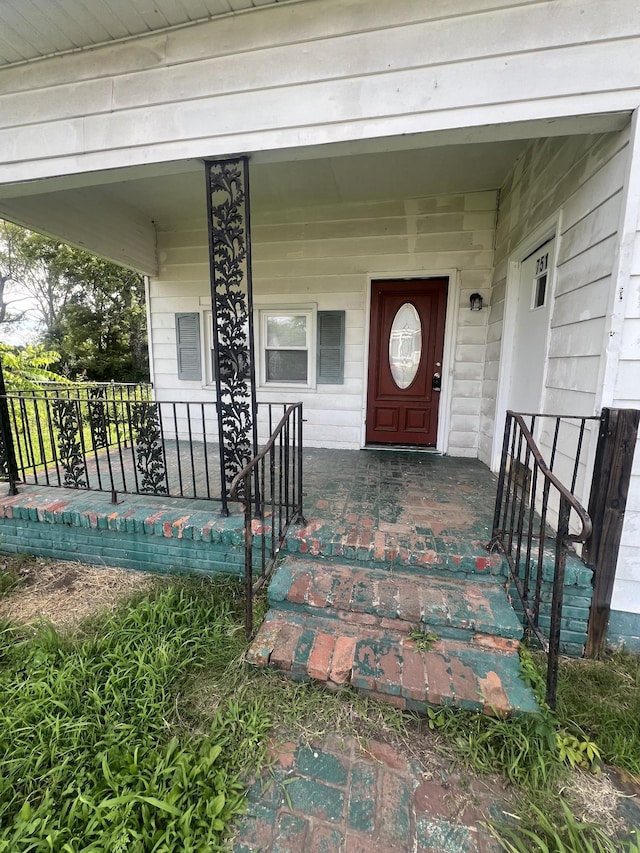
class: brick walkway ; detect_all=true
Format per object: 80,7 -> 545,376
233,736 -> 504,853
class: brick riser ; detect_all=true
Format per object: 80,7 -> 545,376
280,522 -> 505,580
269,559 -> 523,643
248,559 -> 538,716
248,610 -> 537,715
284,523 -> 505,579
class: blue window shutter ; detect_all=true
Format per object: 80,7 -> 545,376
316,311 -> 345,384
176,313 -> 202,381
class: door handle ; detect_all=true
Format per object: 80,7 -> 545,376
432,372 -> 441,391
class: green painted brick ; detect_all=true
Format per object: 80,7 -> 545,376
607,610 -> 640,652
348,761 -> 376,832
285,778 -> 345,822
272,813 -> 308,853
295,747 -> 348,786
417,817 -> 476,853
576,567 -> 594,587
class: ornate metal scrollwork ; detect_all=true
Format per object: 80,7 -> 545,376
87,387 -> 109,450
131,401 -> 169,495
205,157 -> 258,512
0,361 -> 18,492
52,398 -> 88,488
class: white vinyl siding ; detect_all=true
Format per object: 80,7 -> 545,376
0,0 -> 639,185
481,129 -> 630,501
610,118 -> 640,617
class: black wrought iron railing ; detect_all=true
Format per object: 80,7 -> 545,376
0,383 -> 228,502
488,411 -> 599,707
230,403 -> 305,638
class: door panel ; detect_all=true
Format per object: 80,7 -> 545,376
366,279 -> 448,446
508,238 -> 554,414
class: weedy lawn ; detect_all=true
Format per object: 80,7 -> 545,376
0,558 -> 638,853
0,576 -> 266,852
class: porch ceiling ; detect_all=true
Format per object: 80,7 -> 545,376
0,112 -> 630,274
0,0 -> 313,68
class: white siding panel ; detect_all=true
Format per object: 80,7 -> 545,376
620,318 -> 640,359
547,317 -> 606,358
0,0 -> 639,181
480,129 -> 629,480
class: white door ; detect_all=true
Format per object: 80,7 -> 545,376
507,237 -> 554,414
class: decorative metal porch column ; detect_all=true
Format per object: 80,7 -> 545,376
205,157 -> 258,515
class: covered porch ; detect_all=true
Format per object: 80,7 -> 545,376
1,0 -> 639,712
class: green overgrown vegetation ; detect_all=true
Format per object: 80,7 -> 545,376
554,652 -> 640,777
490,800 -> 639,853
0,221 -> 148,383
0,578 -> 268,852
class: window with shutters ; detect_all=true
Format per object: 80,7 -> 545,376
257,307 -> 345,389
175,313 -> 202,381
259,308 -> 314,387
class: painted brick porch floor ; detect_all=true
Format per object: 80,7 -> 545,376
285,449 -> 503,576
233,735 -> 505,853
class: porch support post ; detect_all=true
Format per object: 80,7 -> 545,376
204,157 -> 259,516
0,359 -> 18,495
584,407 -> 640,657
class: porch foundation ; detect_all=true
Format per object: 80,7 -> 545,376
0,487 -> 246,578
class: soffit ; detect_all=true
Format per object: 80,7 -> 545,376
0,0 -> 309,68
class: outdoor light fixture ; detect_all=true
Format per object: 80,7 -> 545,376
469,293 -> 484,311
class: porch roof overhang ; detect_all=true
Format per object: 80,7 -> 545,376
0,112 -> 631,276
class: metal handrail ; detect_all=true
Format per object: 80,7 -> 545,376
509,414 -> 592,542
489,410 -> 597,708
230,403 -> 304,638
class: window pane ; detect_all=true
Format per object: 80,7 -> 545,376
266,315 -> 307,348
534,273 -> 547,308
389,302 -> 421,389
266,350 -> 308,382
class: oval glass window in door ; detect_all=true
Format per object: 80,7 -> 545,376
388,302 -> 422,389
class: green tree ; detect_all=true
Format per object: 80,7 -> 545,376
0,344 -> 62,390
0,221 -> 30,328
0,222 -> 148,382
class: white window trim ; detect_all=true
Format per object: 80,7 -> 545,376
256,304 -> 317,390
203,309 -> 216,386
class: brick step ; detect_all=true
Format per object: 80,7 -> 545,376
247,609 -> 538,716
282,521 -> 505,579
268,558 -> 523,643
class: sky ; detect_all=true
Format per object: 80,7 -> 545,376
0,284 -> 40,346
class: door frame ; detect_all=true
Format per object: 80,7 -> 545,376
490,212 -> 562,471
361,269 -> 460,452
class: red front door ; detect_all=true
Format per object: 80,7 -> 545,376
366,279 -> 448,446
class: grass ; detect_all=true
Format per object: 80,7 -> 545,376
0,577 -> 268,852
0,562 -> 638,852
489,800 -> 640,853
0,554 -> 34,599
553,651 -> 640,776
418,647 -> 640,852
